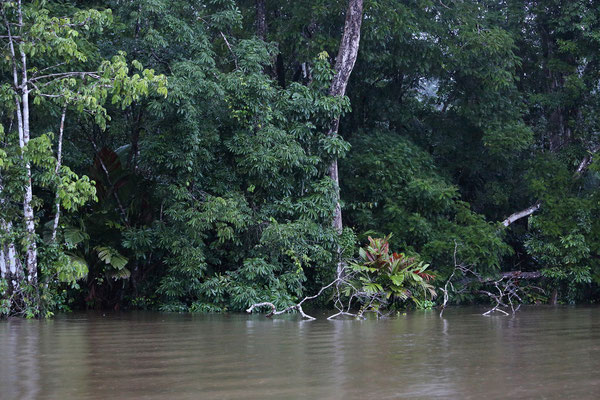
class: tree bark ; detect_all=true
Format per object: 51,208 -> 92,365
328,0 -> 364,238
256,0 -> 266,41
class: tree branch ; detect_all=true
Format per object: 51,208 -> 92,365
28,71 -> 101,84
501,201 -> 541,227
247,270 -> 345,320
501,145 -> 599,228
573,144 -> 600,178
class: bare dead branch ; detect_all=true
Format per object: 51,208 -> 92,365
247,268 -> 353,320
501,201 -> 541,227
440,242 -> 544,316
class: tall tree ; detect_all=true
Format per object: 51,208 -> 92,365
0,0 -> 165,317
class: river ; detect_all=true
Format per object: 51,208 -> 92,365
1,306 -> 599,399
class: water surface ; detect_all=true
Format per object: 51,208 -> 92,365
1,307 -> 599,399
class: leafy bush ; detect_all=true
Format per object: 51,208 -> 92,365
346,235 -> 436,315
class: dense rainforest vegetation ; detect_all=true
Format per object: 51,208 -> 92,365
2,0 -> 600,318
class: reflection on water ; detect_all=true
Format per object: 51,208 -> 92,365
1,307 -> 600,399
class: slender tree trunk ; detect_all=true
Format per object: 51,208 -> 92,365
51,107 -> 67,242
574,144 -> 600,178
328,0 -> 364,237
0,175 -> 19,299
0,175 -> 7,282
19,33 -> 38,285
6,239 -> 18,280
7,0 -> 38,285
325,0 -> 363,279
0,247 -> 6,281
256,0 -> 266,41
2,2 -> 33,300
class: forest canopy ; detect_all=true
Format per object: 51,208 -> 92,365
1,0 -> 600,317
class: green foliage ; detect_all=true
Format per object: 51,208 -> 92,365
342,130 -> 512,276
4,0 -> 600,317
0,0 -> 167,316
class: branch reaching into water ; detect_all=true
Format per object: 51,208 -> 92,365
247,266 -> 379,320
439,241 -> 475,317
439,242 -> 544,317
246,268 -> 352,320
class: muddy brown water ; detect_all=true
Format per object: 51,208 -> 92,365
1,307 -> 600,399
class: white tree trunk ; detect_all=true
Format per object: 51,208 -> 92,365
51,107 -> 67,242
0,246 -> 5,280
0,174 -> 19,290
18,1 -> 37,284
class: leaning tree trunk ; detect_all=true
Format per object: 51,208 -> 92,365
328,0 -> 363,234
327,0 -> 364,276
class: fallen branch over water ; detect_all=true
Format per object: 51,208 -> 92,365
246,266 -> 390,320
456,270 -> 542,286
246,274 -> 343,320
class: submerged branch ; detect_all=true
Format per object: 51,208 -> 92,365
440,242 -> 544,317
247,269 -> 351,320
